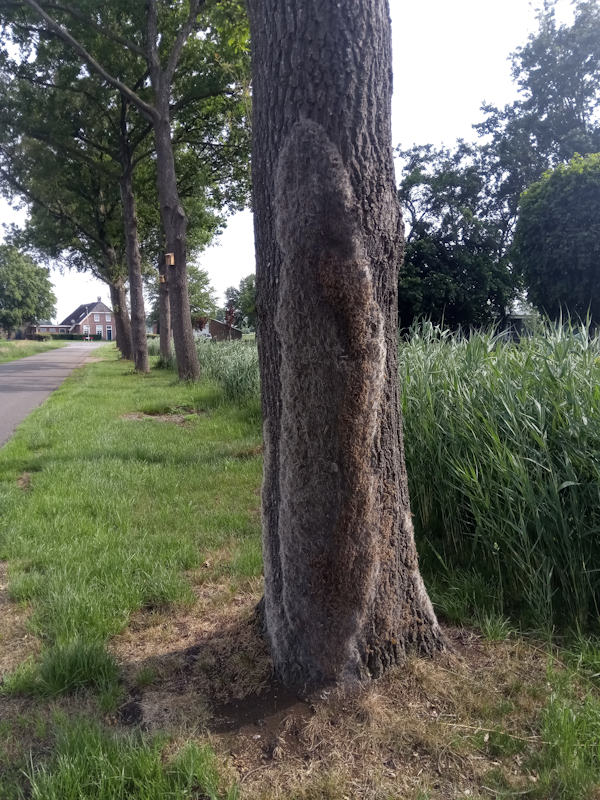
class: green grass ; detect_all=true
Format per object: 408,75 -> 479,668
0,347 -> 262,697
11,716 -> 237,800
0,339 -> 68,363
148,338 -> 260,404
531,666 -> 600,799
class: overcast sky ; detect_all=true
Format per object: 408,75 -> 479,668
0,0 -> 572,323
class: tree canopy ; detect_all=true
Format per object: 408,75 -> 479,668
0,0 -> 251,379
397,143 -> 517,328
223,273 -> 256,330
0,245 -> 55,334
398,0 -> 600,326
512,152 -> 600,322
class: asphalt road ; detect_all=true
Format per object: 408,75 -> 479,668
0,342 -> 104,448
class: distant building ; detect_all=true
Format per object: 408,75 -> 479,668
28,298 -> 114,340
194,317 -> 242,341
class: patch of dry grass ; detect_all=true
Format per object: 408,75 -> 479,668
106,580 -> 555,800
0,562 -> 40,677
221,629 -> 549,799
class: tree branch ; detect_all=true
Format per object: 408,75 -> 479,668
0,160 -> 103,248
170,85 -> 230,115
19,0 -> 157,122
12,69 -> 122,135
165,0 -> 206,84
42,2 -> 146,58
145,0 -> 160,82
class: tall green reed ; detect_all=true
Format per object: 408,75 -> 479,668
149,337 -> 260,403
400,321 -> 600,629
151,322 -> 600,630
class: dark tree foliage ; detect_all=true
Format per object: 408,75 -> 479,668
398,1 -> 600,326
513,153 -> 600,322
0,245 -> 55,334
223,273 -> 256,330
397,143 -> 517,328
476,0 -> 600,222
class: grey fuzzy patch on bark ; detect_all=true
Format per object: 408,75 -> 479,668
269,118 -> 387,685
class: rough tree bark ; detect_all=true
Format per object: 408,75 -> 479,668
158,253 -> 173,362
108,277 -> 133,360
247,0 -> 444,691
119,100 -> 149,373
153,102 -> 197,378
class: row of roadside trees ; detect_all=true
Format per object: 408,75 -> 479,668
1,1 -> 598,359
0,0 -> 251,377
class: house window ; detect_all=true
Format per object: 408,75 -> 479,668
96,326 -> 103,337
83,325 -> 90,335
105,314 -> 111,322
94,314 -> 100,321
60,328 -> 66,333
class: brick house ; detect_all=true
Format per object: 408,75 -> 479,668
58,299 -> 114,340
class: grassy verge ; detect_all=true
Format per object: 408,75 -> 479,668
154,324 -> 600,631
0,339 -> 68,363
0,344 -> 599,798
0,347 -> 260,797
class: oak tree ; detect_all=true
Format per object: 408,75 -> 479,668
247,0 -> 444,690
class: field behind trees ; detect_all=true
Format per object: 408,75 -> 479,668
1,333 -> 600,798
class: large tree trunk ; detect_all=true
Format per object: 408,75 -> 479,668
109,278 -> 133,360
247,0 -> 444,691
119,106 -> 149,374
158,253 -> 172,362
153,105 -> 199,380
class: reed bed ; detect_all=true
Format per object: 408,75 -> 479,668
155,323 -> 600,630
400,322 -> 600,630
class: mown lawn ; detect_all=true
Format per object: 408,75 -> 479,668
0,339 -> 68,363
0,345 -> 599,799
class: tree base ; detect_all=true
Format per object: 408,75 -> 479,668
256,595 -> 447,693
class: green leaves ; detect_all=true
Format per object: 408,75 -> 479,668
397,143 -> 517,328
0,245 -> 56,333
513,153 -> 600,322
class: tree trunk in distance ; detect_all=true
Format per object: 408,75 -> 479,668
247,0 -> 445,691
120,170 -> 149,373
119,112 -> 149,374
121,175 -> 150,372
154,108 -> 199,380
109,278 -> 133,360
158,253 -> 172,362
